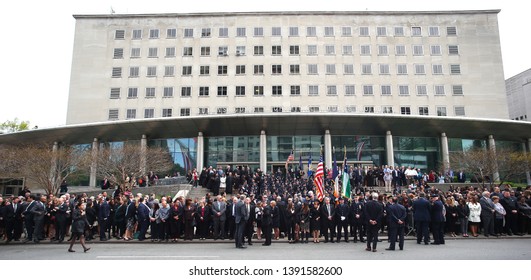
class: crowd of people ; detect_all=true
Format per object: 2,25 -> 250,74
1,165 -> 530,253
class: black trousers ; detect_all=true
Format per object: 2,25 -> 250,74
262,224 -> 272,245
366,224 -> 379,250
351,220 -> 364,241
388,225 -> 405,250
336,220 -> 349,241
24,218 -> 34,240
213,217 -> 225,239
416,221 -> 430,244
431,221 -> 445,244
235,221 -> 246,247
33,218 -> 44,241
55,216 -> 67,241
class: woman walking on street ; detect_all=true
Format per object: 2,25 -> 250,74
68,202 -> 91,253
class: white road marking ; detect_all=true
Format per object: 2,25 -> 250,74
96,255 -> 220,259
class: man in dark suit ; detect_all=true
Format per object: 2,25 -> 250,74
430,194 -> 445,245
321,197 -> 336,243
54,196 -> 69,242
349,195 -> 365,243
22,195 -> 36,242
479,191 -> 496,237
136,197 -> 150,241
211,195 -> 227,240
227,197 -> 237,239
386,197 -> 407,250
335,197 -> 350,243
412,192 -> 431,245
4,196 -> 22,243
244,197 -> 255,245
457,170 -> 466,183
234,195 -> 249,248
364,193 -> 383,252
30,195 -> 47,243
262,201 -> 272,246
98,197 -> 111,241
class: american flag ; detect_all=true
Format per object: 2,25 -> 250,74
313,155 -> 325,201
287,149 -> 294,162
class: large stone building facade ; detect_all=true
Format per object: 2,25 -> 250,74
506,68 -> 531,122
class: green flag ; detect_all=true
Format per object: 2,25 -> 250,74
342,147 -> 351,199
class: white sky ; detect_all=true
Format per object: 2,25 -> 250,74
0,0 -> 528,129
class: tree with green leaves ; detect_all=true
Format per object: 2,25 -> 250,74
0,118 -> 31,133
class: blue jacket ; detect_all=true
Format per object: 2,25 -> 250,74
412,197 -> 431,222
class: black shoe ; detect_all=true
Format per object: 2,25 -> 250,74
431,242 -> 440,245
84,247 -> 91,253
385,248 -> 395,251
262,243 -> 270,246
248,242 -> 253,245
345,240 -> 350,243
100,238 -> 108,241
238,246 -> 247,249
68,249 -> 75,252
399,248 -> 403,250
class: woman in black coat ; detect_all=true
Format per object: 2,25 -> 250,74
310,200 -> 321,243
84,200 -> 97,241
169,199 -> 184,242
68,202 -> 91,253
114,197 -> 126,239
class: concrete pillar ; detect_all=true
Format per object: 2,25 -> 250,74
140,134 -> 147,175
525,140 -> 531,186
488,135 -> 500,182
260,130 -> 267,172
386,131 -> 395,167
441,133 -> 450,172
50,142 -> 59,188
196,132 -> 204,171
89,138 -> 98,187
324,130 -> 332,169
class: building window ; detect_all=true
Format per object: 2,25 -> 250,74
130,48 -> 140,58
108,109 -> 119,120
218,46 -> 228,56
360,45 -> 371,55
377,27 -> 387,36
201,28 -> 211,37
254,107 -> 264,113
309,106 -> 320,113
361,64 -> 372,75
417,85 -> 427,95
448,45 -> 459,55
164,66 -> 175,76
381,85 -> 391,95
324,26 -> 334,36
129,67 -> 139,77
115,30 -> 125,39
272,107 -> 283,113
163,87 -> 174,98
359,27 -> 369,36
199,87 -> 209,96
432,64 -> 443,75
290,64 -> 300,74
291,107 -> 301,113
290,45 -> 300,55
180,108 -> 191,116
411,27 -> 421,36
363,85 -> 373,95
254,65 -> 264,75
162,108 -> 173,117
254,46 -> 264,55
272,27 -> 281,36
437,107 -> 447,116
342,27 -> 352,36
454,106 -> 465,116
183,47 -> 193,56
395,45 -> 406,55
430,45 -> 442,56
272,86 -> 282,96
182,66 -> 192,76
219,27 -> 228,37
435,85 -> 445,95
272,64 -> 282,74
272,45 -> 282,55
428,26 -> 439,36
397,64 -> 408,75
307,45 -> 318,55
198,108 -> 208,115
112,67 -> 122,78
325,45 -> 335,55
346,106 -> 356,113
447,26 -> 457,36
419,107 -> 429,116
415,64 -> 425,75
382,106 -> 393,114
400,107 -> 411,115
399,85 -> 409,95
235,107 -> 246,114
166,47 -> 176,57
254,27 -> 264,36
308,85 -> 319,96
110,88 -> 120,99
254,86 -> 264,96
200,65 -> 210,75
344,64 -> 354,75
148,47 -> 158,57
378,45 -> 388,56
149,29 -> 159,39
345,85 -> 355,95
147,66 -> 157,77
236,27 -> 246,37
413,45 -> 424,56
379,64 -> 390,75
181,87 -> 191,97
452,85 -> 464,95
236,46 -> 246,56
343,45 -> 353,55
364,106 -> 375,113
236,86 -> 245,96
394,27 -> 404,36
327,86 -> 337,95
167,28 -> 176,38
145,87 -> 155,98
183,28 -> 193,38
289,27 -> 299,36
307,27 -> 317,36
308,64 -> 318,75
290,85 -> 301,95
236,65 -> 246,75
126,109 -> 136,119
132,29 -> 142,39
200,46 -> 211,56
325,64 -> 336,75
144,108 -> 155,118
113,48 -> 123,59
450,64 -> 461,74
217,86 -> 227,96
218,65 -> 228,75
